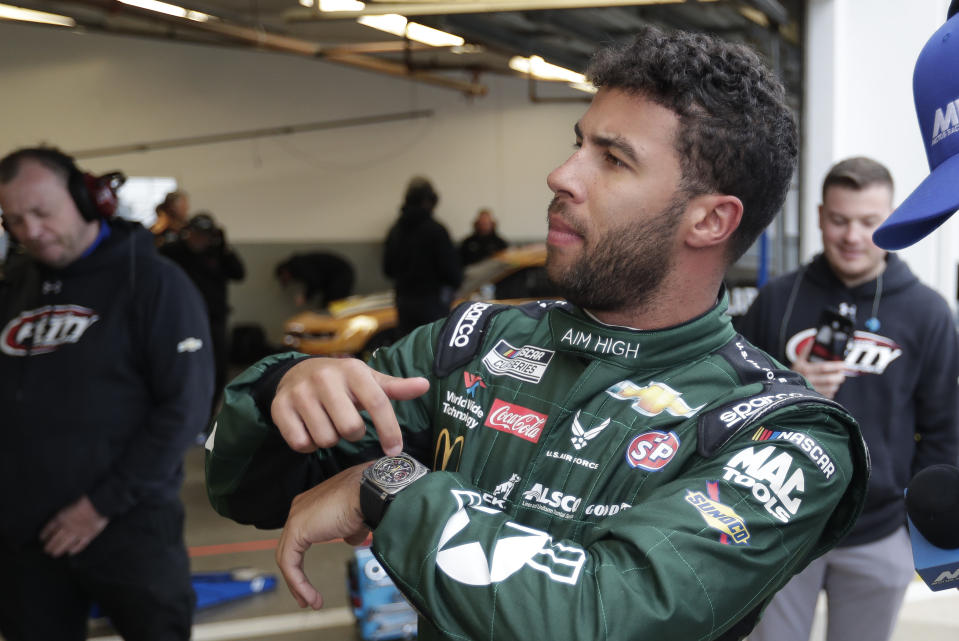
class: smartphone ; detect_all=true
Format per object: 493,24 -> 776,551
808,307 -> 855,362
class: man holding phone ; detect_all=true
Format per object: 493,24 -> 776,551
737,156 -> 959,641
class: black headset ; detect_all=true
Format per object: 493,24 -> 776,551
1,147 -> 126,224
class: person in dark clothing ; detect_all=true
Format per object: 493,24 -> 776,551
460,208 -> 508,266
383,176 -> 463,336
161,211 -> 245,424
275,251 -> 355,308
738,157 -> 959,641
0,147 -> 214,641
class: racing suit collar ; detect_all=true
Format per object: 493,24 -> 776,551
548,290 -> 736,369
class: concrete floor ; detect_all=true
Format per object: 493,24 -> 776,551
3,443 -> 959,640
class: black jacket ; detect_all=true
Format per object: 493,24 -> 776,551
736,253 -> 959,546
460,231 -> 507,266
0,220 -> 214,546
161,240 -> 245,321
383,205 -> 462,298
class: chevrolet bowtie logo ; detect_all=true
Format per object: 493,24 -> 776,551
606,381 -> 704,418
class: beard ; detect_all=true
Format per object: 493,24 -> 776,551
546,195 -> 685,312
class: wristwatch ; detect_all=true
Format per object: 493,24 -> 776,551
360,453 -> 430,529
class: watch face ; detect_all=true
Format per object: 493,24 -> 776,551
371,456 -> 417,487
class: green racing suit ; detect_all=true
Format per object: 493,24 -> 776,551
206,296 -> 869,641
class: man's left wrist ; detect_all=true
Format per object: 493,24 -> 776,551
359,453 -> 430,529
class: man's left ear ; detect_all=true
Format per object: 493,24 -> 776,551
685,195 -> 744,249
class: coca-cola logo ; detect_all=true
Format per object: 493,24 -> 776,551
484,398 -> 547,443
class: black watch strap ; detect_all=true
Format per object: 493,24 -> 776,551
360,478 -> 392,529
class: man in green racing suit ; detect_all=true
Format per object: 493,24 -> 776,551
205,26 -> 869,641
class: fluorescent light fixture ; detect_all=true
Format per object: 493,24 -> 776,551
358,13 -> 464,47
0,3 -> 75,27
405,22 -> 463,47
358,13 -> 407,37
118,0 -> 212,22
299,0 -> 313,6
320,0 -> 365,10
509,55 -> 586,84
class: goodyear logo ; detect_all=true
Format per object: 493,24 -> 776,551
685,490 -> 750,545
607,380 -> 704,418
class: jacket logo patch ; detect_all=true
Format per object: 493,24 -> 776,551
751,427 -> 836,479
463,372 -> 487,397
1,305 -> 99,356
482,474 -> 521,508
521,483 -> 582,518
607,380 -> 704,418
559,328 -> 640,359
434,428 -> 465,471
442,389 -> 484,430
721,445 -> 804,523
481,339 -> 554,383
625,431 -> 680,471
686,485 -> 750,545
436,489 -> 585,586
570,410 -> 611,450
484,399 -> 547,443
177,337 -> 204,353
449,302 -> 491,348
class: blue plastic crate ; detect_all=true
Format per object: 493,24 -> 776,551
346,546 -> 417,640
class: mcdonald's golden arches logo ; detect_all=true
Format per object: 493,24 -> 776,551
434,428 -> 465,471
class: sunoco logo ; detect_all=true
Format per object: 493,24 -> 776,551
685,490 -> 750,545
449,302 -> 491,348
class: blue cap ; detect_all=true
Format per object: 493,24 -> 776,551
874,15 -> 959,250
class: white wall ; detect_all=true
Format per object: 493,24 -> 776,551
0,21 -> 586,244
804,0 -> 957,305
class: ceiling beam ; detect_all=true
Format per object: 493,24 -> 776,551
53,0 -> 488,95
285,0 -> 687,20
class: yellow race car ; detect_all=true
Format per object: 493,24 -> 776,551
282,244 -> 555,358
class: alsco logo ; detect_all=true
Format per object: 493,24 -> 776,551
607,380 -> 704,418
484,399 -> 547,443
932,97 -> 959,145
2,305 -> 99,356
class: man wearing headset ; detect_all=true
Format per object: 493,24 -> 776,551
0,147 -> 214,640
737,157 -> 959,641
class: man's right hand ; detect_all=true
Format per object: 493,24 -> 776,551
791,341 -> 847,399
271,358 -> 430,456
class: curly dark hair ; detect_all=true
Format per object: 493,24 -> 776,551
588,26 -> 798,264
